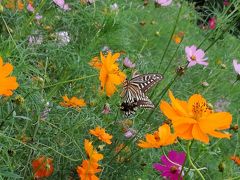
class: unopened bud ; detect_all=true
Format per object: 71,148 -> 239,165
176,66 -> 185,76
218,162 -> 225,172
220,64 -> 226,69
201,81 -> 209,87
14,95 -> 24,105
0,4 -> 3,13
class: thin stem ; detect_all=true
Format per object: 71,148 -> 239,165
158,4 -> 183,68
187,141 -> 205,180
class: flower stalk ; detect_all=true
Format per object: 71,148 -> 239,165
187,141 -> 205,180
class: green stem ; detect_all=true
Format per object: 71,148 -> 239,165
187,141 -> 205,180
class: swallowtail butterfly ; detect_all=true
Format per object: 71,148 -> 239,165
120,73 -> 163,116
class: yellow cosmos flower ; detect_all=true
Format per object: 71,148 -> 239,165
160,91 -> 232,144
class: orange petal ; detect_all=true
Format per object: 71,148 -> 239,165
0,63 -> 13,78
208,131 -> 231,139
169,90 -> 188,116
172,117 -> 197,126
160,100 -> 179,120
199,112 -> 232,132
105,80 -> 116,97
111,53 -> 120,63
192,124 -> 209,143
174,124 -> 193,140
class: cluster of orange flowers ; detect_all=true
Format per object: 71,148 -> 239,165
77,139 -> 103,180
77,127 -> 112,179
89,51 -> 126,97
4,0 -> 33,11
0,57 -> 18,96
138,90 -> 232,148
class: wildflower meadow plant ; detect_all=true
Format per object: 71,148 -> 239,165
0,0 -> 239,179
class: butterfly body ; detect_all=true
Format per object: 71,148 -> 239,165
120,73 -> 163,116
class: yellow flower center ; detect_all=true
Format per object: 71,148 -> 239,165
192,101 -> 209,120
170,165 -> 178,173
191,55 -> 196,61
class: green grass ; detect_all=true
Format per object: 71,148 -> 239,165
0,0 -> 240,179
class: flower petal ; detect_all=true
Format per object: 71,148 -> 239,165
192,124 -> 209,143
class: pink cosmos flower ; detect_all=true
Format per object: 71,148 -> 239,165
155,0 -> 172,6
123,57 -> 136,68
27,4 -> 34,12
233,59 -> 240,75
208,17 -> 216,30
53,0 -> 70,11
185,45 -> 208,67
124,128 -> 136,139
27,3 -> 43,20
153,150 -> 186,180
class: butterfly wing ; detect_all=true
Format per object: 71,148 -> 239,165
136,94 -> 155,108
129,74 -> 163,93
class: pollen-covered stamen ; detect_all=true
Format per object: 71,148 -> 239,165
191,55 -> 196,61
170,165 -> 178,173
192,101 -> 209,120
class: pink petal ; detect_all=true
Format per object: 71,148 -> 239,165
187,61 -> 197,67
27,4 -> 34,12
153,163 -> 169,172
233,59 -> 240,74
197,61 -> 208,66
195,49 -> 205,60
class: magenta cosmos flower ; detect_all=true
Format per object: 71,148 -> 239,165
155,0 -> 172,6
208,17 -> 216,30
153,150 -> 186,180
233,59 -> 240,75
185,45 -> 208,67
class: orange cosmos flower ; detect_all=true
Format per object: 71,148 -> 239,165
76,160 -> 101,180
60,95 -> 86,108
99,51 -> 126,97
84,139 -> 103,163
0,57 -> 19,96
230,156 -> 240,166
172,32 -> 184,44
32,156 -> 54,178
160,91 -> 232,144
138,124 -> 176,148
90,126 -> 113,144
89,56 -> 102,70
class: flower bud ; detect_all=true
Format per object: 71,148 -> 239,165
218,162 -> 225,172
176,66 -> 185,76
0,4 -> 3,13
14,95 -> 24,105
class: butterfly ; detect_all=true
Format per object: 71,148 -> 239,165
120,73 -> 163,116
